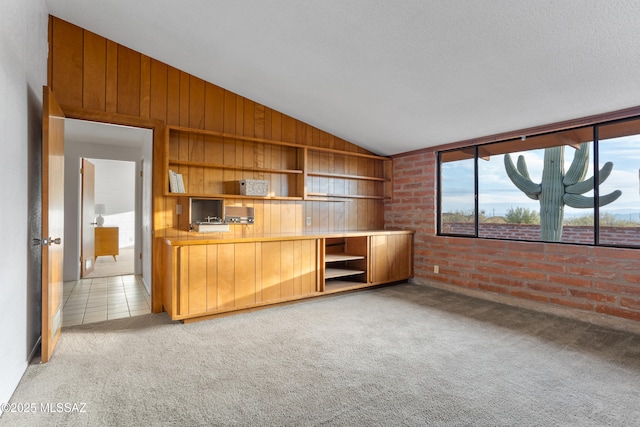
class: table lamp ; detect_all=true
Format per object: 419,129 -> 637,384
95,204 -> 106,227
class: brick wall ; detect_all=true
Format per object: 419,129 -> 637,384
443,223 -> 640,246
385,150 -> 640,325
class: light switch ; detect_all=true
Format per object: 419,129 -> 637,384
176,204 -> 183,215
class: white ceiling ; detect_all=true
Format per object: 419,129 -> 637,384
45,0 -> 640,156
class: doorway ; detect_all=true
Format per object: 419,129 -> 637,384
61,119 -> 153,327
82,158 -> 136,278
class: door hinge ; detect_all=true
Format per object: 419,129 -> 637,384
80,168 -> 84,174
140,170 -> 143,177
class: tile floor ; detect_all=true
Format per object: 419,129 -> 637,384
62,275 -> 151,327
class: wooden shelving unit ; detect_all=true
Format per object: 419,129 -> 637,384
165,125 -> 393,201
323,237 -> 368,292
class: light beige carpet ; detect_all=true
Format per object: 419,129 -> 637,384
83,246 -> 134,278
2,283 -> 640,426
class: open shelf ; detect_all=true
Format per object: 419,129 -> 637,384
169,160 -> 303,175
165,125 -> 392,201
325,254 -> 366,262
324,280 -> 374,294
307,171 -> 388,182
325,268 -> 366,280
307,192 -> 386,200
323,236 -> 369,290
166,125 -> 389,160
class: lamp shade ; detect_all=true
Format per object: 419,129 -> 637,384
95,204 -> 106,215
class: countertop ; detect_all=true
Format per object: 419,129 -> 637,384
162,229 -> 414,246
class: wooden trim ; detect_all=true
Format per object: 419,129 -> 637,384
317,239 -> 325,292
301,147 -> 308,199
307,145 -> 388,160
62,106 -> 163,129
393,105 -> 640,158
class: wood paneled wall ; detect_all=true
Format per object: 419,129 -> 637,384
48,16 -> 384,309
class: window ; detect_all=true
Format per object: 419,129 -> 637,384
597,119 -> 640,246
438,117 -> 639,248
439,149 -> 476,236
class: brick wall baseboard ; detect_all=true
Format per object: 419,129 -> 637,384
411,277 -> 640,336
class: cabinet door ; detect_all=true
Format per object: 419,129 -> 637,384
259,239 -> 318,303
370,234 -> 413,284
168,239 -> 321,320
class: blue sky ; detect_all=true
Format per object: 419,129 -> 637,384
442,135 -> 640,220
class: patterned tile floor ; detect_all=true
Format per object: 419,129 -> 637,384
62,275 -> 151,327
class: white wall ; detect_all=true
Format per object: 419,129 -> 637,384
0,0 -> 48,410
92,158 -> 136,216
90,158 -> 136,248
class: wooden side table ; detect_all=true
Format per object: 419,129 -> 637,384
95,226 -> 119,261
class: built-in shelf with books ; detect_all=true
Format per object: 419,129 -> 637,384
165,125 -> 393,201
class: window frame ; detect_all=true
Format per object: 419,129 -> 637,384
437,114 -> 640,249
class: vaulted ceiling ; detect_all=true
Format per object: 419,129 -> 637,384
45,1 -> 640,155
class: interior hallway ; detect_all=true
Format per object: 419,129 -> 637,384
62,275 -> 150,327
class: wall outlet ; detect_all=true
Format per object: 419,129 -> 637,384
176,204 -> 182,215
306,217 -> 312,227
433,265 -> 439,274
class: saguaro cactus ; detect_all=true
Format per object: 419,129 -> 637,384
504,142 -> 621,241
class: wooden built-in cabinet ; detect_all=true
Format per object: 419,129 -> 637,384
163,230 -> 413,322
49,16 -> 397,314
164,238 -> 320,319
370,233 -> 414,285
166,125 -> 393,201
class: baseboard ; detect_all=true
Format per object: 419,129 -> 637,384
28,336 -> 41,363
142,276 -> 151,295
411,278 -> 640,336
